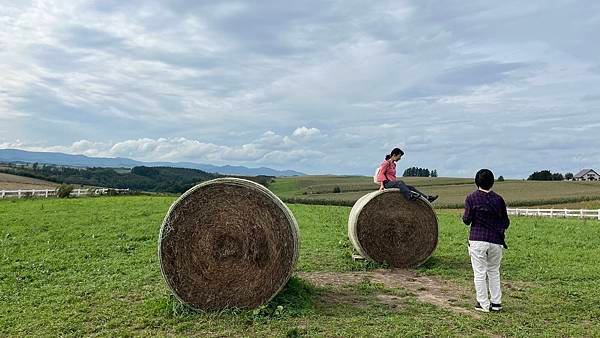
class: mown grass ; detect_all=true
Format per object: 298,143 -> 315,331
1,196 -> 600,336
271,176 -> 600,208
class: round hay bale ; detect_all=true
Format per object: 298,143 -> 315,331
348,189 -> 438,268
158,178 -> 299,311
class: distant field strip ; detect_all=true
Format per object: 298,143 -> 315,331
271,176 -> 600,208
0,172 -> 57,190
302,179 -> 474,195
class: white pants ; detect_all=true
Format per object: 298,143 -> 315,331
468,240 -> 503,308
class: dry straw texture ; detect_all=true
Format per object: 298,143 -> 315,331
348,189 -> 438,268
159,178 -> 299,310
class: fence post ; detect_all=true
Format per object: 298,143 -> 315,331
598,209 -> 600,221
580,209 -> 584,219
550,209 -> 553,218
18,190 -> 21,199
1,190 -> 4,198
45,190 -> 49,198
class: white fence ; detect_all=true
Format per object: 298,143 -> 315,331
507,208 -> 600,220
0,188 -> 130,199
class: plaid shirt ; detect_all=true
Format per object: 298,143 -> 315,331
463,189 -> 510,247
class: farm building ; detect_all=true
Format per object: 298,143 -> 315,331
573,169 -> 600,181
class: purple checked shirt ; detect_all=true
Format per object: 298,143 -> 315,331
463,189 -> 510,247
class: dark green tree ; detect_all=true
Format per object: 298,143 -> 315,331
528,170 -> 564,181
403,167 -> 435,177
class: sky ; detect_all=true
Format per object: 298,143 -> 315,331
1,1 -> 600,178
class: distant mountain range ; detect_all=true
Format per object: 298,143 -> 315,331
0,149 -> 305,177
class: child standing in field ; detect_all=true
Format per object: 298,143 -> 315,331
463,169 -> 510,312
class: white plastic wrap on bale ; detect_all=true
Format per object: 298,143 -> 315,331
348,191 -> 376,261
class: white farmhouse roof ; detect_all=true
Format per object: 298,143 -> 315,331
574,169 -> 598,178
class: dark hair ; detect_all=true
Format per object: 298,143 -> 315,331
390,148 -> 404,157
385,155 -> 391,160
475,169 -> 494,190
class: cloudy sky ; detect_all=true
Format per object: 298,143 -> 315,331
1,1 -> 600,177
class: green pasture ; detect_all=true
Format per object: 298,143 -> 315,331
1,196 -> 600,336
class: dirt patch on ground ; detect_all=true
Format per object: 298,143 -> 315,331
375,294 -> 406,310
317,289 -> 372,310
299,269 -> 477,317
314,287 -> 407,313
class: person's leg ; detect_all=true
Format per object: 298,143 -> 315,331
487,243 -> 503,306
403,181 -> 438,202
384,180 -> 400,189
405,184 -> 426,197
469,240 -> 490,309
397,182 -> 416,200
385,180 -> 414,200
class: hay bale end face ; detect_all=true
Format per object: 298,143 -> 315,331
159,178 -> 299,311
348,189 -> 438,268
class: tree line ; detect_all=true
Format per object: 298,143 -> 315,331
527,170 -> 574,181
402,167 -> 438,177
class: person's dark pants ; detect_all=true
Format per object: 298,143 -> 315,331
384,180 -> 426,200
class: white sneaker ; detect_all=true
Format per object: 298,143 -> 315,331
475,302 -> 490,312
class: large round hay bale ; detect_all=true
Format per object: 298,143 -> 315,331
348,189 -> 438,268
158,178 -> 299,311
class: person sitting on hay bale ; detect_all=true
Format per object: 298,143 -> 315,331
377,147 -> 438,203
463,169 -> 510,313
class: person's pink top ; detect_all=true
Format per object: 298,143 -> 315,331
378,160 -> 396,182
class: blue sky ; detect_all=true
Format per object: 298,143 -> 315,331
1,1 -> 599,177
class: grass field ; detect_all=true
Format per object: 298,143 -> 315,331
0,172 -> 58,190
1,196 -> 600,336
270,176 -> 600,208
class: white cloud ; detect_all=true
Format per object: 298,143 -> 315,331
1,1 -> 600,176
292,126 -> 321,139
3,128 -> 332,171
259,149 -> 326,164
